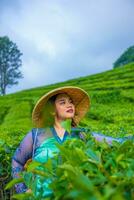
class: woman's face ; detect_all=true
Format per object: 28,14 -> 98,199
54,93 -> 75,121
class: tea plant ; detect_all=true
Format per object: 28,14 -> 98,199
6,133 -> 134,200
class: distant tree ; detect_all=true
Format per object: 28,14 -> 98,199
113,45 -> 134,68
0,36 -> 23,95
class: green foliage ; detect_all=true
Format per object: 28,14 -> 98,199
7,134 -> 134,200
113,45 -> 134,68
0,139 -> 14,177
61,119 -> 72,133
0,36 -> 23,95
0,139 -> 16,200
0,62 -> 134,199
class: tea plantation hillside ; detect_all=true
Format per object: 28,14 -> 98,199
0,63 -> 134,200
0,62 -> 134,144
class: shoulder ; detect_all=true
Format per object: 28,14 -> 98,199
31,127 -> 52,138
31,128 -> 45,133
71,127 -> 88,140
31,127 -> 53,145
31,128 -> 45,137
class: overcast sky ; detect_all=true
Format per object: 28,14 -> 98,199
0,0 -> 134,94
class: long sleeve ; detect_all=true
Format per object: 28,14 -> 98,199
91,132 -> 134,145
11,130 -> 34,193
72,127 -> 134,145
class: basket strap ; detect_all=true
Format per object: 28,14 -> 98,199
32,128 -> 38,159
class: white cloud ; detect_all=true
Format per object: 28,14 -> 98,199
0,0 -> 134,94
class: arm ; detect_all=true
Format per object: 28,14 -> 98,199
11,130 -> 34,193
91,132 -> 134,145
73,127 -> 134,145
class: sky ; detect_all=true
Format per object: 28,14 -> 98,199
0,0 -> 134,94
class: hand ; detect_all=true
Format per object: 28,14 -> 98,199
26,189 -> 32,193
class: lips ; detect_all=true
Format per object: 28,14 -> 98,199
66,109 -> 73,113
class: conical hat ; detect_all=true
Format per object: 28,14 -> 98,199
32,86 -> 90,127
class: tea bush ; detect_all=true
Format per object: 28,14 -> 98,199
7,133 -> 134,200
0,62 -> 134,199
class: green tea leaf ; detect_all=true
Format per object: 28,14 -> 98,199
5,178 -> 24,190
61,119 -> 72,134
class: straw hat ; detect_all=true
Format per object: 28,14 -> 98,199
32,86 -> 90,128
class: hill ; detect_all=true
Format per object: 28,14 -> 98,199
113,45 -> 134,68
0,62 -> 134,144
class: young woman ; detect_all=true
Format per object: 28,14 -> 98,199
11,86 -> 133,198
11,86 -> 90,198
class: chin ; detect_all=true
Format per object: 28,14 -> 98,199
65,115 -> 74,119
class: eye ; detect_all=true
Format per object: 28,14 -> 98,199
69,100 -> 74,104
60,101 -> 65,105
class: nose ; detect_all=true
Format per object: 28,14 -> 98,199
66,101 -> 73,108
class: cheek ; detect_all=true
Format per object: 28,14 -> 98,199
55,105 -> 64,116
71,104 -> 75,114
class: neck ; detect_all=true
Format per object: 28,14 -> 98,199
54,117 -> 65,131
54,117 -> 67,139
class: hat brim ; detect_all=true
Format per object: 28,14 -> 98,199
32,86 -> 90,128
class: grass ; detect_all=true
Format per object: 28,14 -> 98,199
0,62 -> 134,144
0,62 -> 134,200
